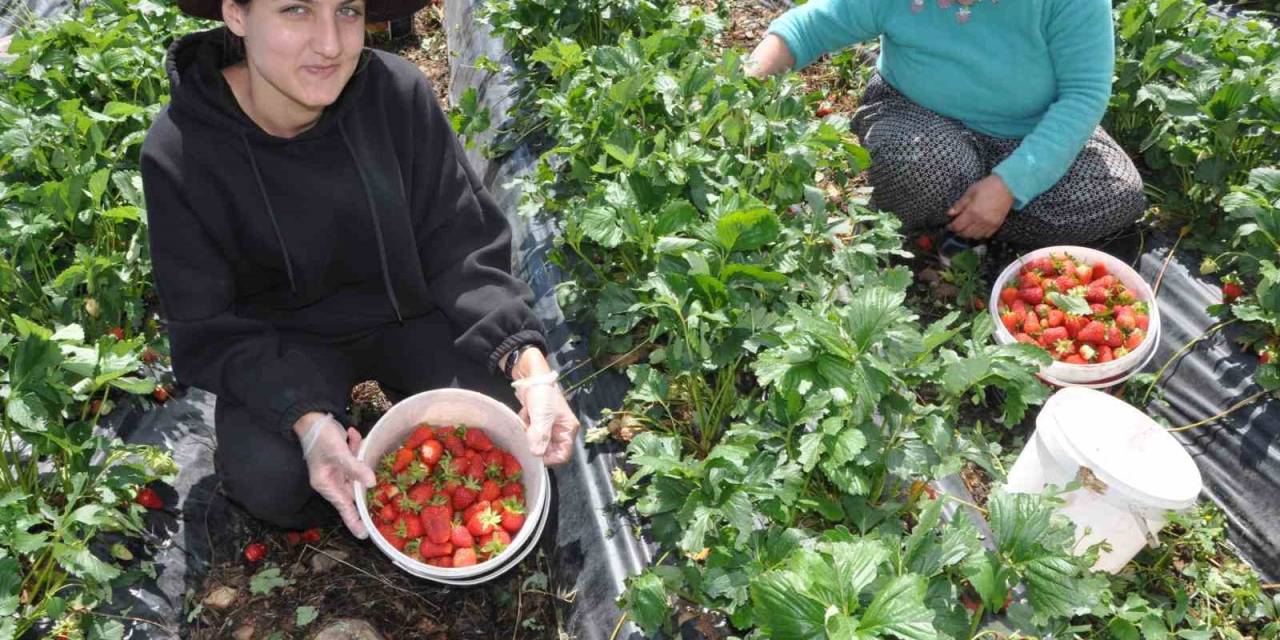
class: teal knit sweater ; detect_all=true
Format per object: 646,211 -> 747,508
768,0 -> 1115,209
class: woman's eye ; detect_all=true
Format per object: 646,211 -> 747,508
339,6 -> 363,16
283,5 -> 306,14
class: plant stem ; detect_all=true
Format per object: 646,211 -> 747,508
1141,319 -> 1238,405
1167,389 -> 1270,433
1152,225 -> 1188,298
967,602 -> 986,639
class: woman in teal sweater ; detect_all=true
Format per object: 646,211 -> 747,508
748,0 -> 1145,246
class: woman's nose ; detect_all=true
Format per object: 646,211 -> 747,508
313,14 -> 342,58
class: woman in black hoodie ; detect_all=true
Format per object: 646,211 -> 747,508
141,0 -> 579,538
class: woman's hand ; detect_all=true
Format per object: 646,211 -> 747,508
294,412 -> 376,539
511,349 -> 579,465
947,174 -> 1014,240
745,33 -> 796,79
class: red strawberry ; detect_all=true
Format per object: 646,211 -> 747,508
1135,313 -> 1149,331
418,440 -> 444,466
973,298 -> 986,311
401,515 -> 424,539
1097,345 -> 1114,363
378,503 -> 398,524
501,482 -> 524,499
1064,314 -> 1087,338
452,480 -> 481,511
1000,287 -> 1019,305
1084,286 -> 1108,304
1114,288 -> 1137,305
464,500 -> 491,524
1030,257 -> 1055,275
451,524 -> 475,548
422,512 -> 452,544
301,528 -> 322,544
467,506 -> 502,537
134,486 -> 163,510
1046,309 -> 1064,328
435,426 -> 456,439
1260,350 -> 1272,365
405,425 -> 435,450
1125,329 -> 1146,350
479,479 -> 502,503
286,531 -> 302,546
1010,299 -> 1027,314
1013,332 -> 1036,345
243,542 -> 267,563
1115,311 -> 1137,331
1052,339 -> 1076,358
393,447 -> 415,474
1000,311 -> 1023,333
1040,326 -> 1069,345
1077,320 -> 1106,345
442,434 -> 466,458
1020,272 -> 1043,289
498,499 -> 526,533
1019,287 -> 1044,305
1074,264 -> 1094,284
141,348 -> 161,364
1023,313 -> 1042,336
109,326 -> 125,340
1092,263 -> 1109,279
419,540 -> 453,558
463,428 -> 495,452
453,546 -> 478,567
408,483 -> 435,506
377,524 -> 407,551
1034,303 -> 1051,319
1222,282 -> 1245,302
1090,303 -> 1109,316
501,453 -> 522,481
1054,275 -> 1077,292
427,556 -> 454,568
152,385 -> 171,404
1105,326 -> 1124,349
481,529 -> 512,556
1064,354 -> 1089,365
465,458 -> 487,483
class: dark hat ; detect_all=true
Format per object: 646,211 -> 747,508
177,0 -> 427,23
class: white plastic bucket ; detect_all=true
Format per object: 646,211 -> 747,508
1006,387 -> 1202,573
988,245 -> 1161,388
352,388 -> 550,586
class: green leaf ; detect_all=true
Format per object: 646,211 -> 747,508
101,206 -> 141,221
715,205 -> 780,252
579,205 -> 625,248
750,567 -> 827,640
621,570 -> 670,634
295,605 -> 319,627
108,376 -> 157,394
857,575 -> 936,640
721,263 -> 787,284
54,544 -> 121,584
0,558 -> 20,616
249,567 -> 294,596
1046,291 -> 1092,316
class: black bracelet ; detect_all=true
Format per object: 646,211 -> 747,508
502,343 -> 542,379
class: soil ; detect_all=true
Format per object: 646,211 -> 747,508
371,5 -> 452,109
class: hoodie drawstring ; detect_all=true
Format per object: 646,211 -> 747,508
242,133 -> 298,293
339,120 -> 404,324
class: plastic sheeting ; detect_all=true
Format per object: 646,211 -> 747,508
0,0 -> 69,38
443,2 -> 652,637
1093,230 -> 1279,582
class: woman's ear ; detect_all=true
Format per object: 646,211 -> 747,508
222,0 -> 248,36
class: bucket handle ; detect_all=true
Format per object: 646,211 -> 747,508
1128,505 -> 1161,549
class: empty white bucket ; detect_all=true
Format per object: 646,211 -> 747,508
988,245 -> 1161,388
352,388 -> 550,586
1006,387 -> 1202,573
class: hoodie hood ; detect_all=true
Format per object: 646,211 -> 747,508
161,28 -> 402,322
164,28 -> 369,142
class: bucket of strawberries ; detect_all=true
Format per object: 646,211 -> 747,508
353,388 -> 550,585
988,246 -> 1162,388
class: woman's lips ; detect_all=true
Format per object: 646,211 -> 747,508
303,64 -> 339,78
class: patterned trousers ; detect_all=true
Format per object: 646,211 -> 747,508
851,74 -> 1147,246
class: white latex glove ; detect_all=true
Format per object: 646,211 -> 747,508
300,413 -> 376,539
512,372 -> 579,465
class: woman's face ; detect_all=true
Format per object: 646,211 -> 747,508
222,0 -> 366,112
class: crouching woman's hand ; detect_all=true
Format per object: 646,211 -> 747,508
510,349 -> 579,465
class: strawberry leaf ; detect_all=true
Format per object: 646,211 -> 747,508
1046,291 -> 1093,316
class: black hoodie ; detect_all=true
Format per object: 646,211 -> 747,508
141,28 -> 546,438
